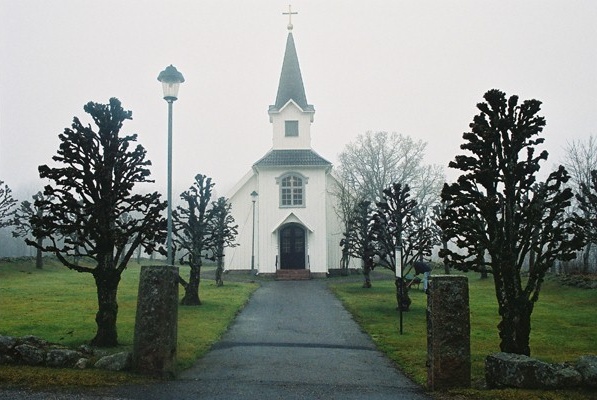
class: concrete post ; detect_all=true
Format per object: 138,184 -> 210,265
132,265 -> 179,378
427,275 -> 471,390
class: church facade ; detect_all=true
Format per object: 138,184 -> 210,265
224,26 -> 347,277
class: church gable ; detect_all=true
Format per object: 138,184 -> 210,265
271,212 -> 315,233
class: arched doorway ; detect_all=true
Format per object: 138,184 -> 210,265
279,224 -> 306,269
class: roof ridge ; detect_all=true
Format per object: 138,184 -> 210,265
254,149 -> 331,167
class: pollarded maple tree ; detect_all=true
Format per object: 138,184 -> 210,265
439,89 -> 585,355
28,98 -> 166,347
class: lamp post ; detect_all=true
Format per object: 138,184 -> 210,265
158,65 -> 185,266
250,191 -> 258,274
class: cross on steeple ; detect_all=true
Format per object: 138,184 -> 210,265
283,4 -> 297,31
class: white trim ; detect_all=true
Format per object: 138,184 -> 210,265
225,169 -> 256,199
271,212 -> 315,233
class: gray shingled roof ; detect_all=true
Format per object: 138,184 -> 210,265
254,149 -> 331,167
269,32 -> 314,113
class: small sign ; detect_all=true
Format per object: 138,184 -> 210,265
395,246 -> 402,278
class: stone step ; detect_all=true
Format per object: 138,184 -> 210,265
275,269 -> 311,281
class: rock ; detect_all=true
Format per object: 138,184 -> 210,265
0,335 -> 17,353
46,349 -> 84,368
0,354 -> 15,364
548,363 -> 582,388
14,344 -> 45,365
74,357 -> 91,369
486,353 -> 583,389
20,335 -> 48,348
94,352 -> 132,371
576,355 -> 597,388
78,344 -> 94,355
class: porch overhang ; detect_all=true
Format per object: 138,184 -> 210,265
271,212 -> 315,233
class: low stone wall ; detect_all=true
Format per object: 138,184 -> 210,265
0,335 -> 131,371
559,274 -> 597,289
486,352 -> 597,389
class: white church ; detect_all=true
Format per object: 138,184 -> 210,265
224,19 -> 348,278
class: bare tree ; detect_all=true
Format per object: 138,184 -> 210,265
343,200 -> 376,287
371,183 -> 434,310
337,131 -> 444,209
440,89 -> 585,356
0,180 -> 17,229
207,196 -> 238,287
12,192 -> 47,268
331,178 -> 362,274
173,174 -> 214,305
563,135 -> 597,189
431,202 -> 451,274
562,135 -> 597,272
28,98 -> 167,347
577,170 -> 597,263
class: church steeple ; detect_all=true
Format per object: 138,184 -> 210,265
269,6 -> 314,150
269,32 -> 314,113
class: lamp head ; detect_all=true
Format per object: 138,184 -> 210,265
158,65 -> 185,101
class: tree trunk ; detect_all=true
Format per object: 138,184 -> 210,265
497,297 -> 533,356
395,278 -> 411,311
215,256 -> 224,287
181,264 -> 201,305
582,242 -> 591,274
495,267 -> 533,356
91,270 -> 121,347
362,258 -> 372,288
341,240 -> 349,276
442,240 -> 450,274
35,238 -> 43,269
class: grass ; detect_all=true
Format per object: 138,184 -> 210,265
2,259 -> 595,398
329,271 -> 597,400
0,257 -> 258,388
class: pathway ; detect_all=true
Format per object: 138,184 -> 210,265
1,279 -> 431,400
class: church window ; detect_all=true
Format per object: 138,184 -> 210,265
279,174 -> 305,207
285,120 -> 299,137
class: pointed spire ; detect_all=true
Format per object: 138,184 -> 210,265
270,32 -> 314,113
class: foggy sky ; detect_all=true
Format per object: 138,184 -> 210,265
2,1 -> 596,203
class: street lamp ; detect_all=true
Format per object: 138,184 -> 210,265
250,191 -> 258,274
158,65 -> 185,266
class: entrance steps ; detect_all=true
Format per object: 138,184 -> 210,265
275,269 -> 311,281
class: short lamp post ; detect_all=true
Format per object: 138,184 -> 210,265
250,191 -> 258,274
158,65 -> 185,266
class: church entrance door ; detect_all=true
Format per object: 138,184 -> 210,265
279,224 -> 306,269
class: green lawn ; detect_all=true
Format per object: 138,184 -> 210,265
329,272 -> 597,399
2,258 -> 596,399
0,257 -> 258,388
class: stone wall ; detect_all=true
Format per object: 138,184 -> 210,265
0,335 -> 131,371
486,352 -> 597,389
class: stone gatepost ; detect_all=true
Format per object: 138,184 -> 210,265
427,275 -> 471,390
132,265 -> 179,378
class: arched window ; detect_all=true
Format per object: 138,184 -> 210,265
279,173 -> 306,207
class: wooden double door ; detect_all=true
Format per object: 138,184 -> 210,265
279,225 -> 306,269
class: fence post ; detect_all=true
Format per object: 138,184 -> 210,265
427,275 -> 471,390
132,265 -> 179,378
